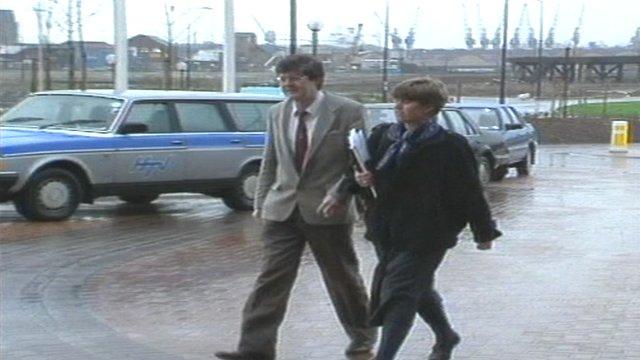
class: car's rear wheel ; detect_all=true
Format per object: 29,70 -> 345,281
222,164 -> 259,211
13,168 -> 82,221
490,165 -> 508,181
478,156 -> 492,185
119,194 -> 159,204
516,151 -> 533,176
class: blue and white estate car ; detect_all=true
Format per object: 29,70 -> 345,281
0,90 -> 283,221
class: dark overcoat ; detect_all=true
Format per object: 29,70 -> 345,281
364,122 -> 500,254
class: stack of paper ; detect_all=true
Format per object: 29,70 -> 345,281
348,129 -> 377,198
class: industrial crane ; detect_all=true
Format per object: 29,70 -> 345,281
545,9 -> 558,48
510,4 -> 529,49
462,1 -> 475,49
492,27 -> 502,50
404,6 -> 420,51
476,3 -> 489,49
572,3 -> 585,52
252,16 -> 276,45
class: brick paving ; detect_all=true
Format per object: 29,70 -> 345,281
1,144 -> 639,360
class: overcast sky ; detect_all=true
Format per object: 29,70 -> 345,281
3,0 -> 639,49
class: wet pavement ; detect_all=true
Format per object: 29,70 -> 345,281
1,144 -> 639,360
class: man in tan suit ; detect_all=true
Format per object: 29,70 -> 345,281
215,55 -> 376,360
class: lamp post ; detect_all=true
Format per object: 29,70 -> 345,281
307,21 -> 323,57
290,0 -> 297,54
535,0 -> 544,98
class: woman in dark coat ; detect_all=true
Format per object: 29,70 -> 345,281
355,77 -> 501,360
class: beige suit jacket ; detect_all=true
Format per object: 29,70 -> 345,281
254,92 -> 364,225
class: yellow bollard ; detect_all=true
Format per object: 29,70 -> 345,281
609,120 -> 629,153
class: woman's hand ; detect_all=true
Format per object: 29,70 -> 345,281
355,169 -> 375,188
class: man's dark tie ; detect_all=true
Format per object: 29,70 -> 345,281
294,110 -> 309,172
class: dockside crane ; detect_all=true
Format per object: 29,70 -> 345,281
545,10 -> 558,48
492,26 -> 502,50
462,1 -> 475,49
524,4 -> 537,49
404,6 -> 420,51
631,27 -> 640,50
571,3 -> 585,53
252,16 -> 276,45
476,3 -> 489,49
510,4 -> 528,49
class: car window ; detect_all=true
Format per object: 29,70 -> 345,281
462,108 -> 502,130
0,95 -> 123,130
443,110 -> 471,135
175,102 -> 229,132
436,113 -> 449,130
506,107 -> 523,124
226,102 -> 274,132
125,103 -> 173,133
365,108 -> 396,131
498,107 -> 517,124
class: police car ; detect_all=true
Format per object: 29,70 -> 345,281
0,90 -> 283,221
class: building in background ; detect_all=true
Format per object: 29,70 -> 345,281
0,9 -> 19,45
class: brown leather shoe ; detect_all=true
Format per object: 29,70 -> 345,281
214,350 -> 271,360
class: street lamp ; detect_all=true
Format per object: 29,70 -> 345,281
307,21 -> 323,57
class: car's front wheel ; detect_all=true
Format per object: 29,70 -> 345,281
13,168 -> 82,221
222,164 -> 259,211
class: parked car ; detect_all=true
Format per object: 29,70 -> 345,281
364,103 -> 509,184
0,90 -> 283,221
449,103 -> 538,180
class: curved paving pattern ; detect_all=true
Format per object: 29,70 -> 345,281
1,145 -> 639,359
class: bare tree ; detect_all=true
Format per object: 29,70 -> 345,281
66,0 -> 75,89
76,0 -> 86,90
164,4 -> 174,90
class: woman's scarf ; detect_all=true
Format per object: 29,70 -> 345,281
376,119 -> 443,172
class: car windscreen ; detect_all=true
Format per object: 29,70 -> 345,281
365,108 -> 397,132
0,95 -> 124,131
460,107 -> 501,130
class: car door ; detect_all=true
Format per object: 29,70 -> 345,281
175,100 -> 273,191
442,109 -> 483,157
498,106 -> 528,162
112,101 -> 186,188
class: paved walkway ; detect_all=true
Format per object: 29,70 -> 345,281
1,145 -> 639,359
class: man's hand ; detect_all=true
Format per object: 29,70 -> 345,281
476,241 -> 493,250
316,194 -> 345,218
355,169 -> 374,188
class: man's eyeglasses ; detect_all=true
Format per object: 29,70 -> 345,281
276,75 -> 306,83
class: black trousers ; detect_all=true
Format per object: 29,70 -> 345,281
237,209 -> 373,359
372,248 -> 452,360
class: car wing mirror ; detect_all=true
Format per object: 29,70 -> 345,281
504,123 -> 523,130
119,122 -> 149,134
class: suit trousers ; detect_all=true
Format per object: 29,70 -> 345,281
374,249 -> 452,360
237,209 -> 372,358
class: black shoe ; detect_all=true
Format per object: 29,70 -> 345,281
345,340 -> 374,356
214,350 -> 270,360
428,332 -> 460,360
